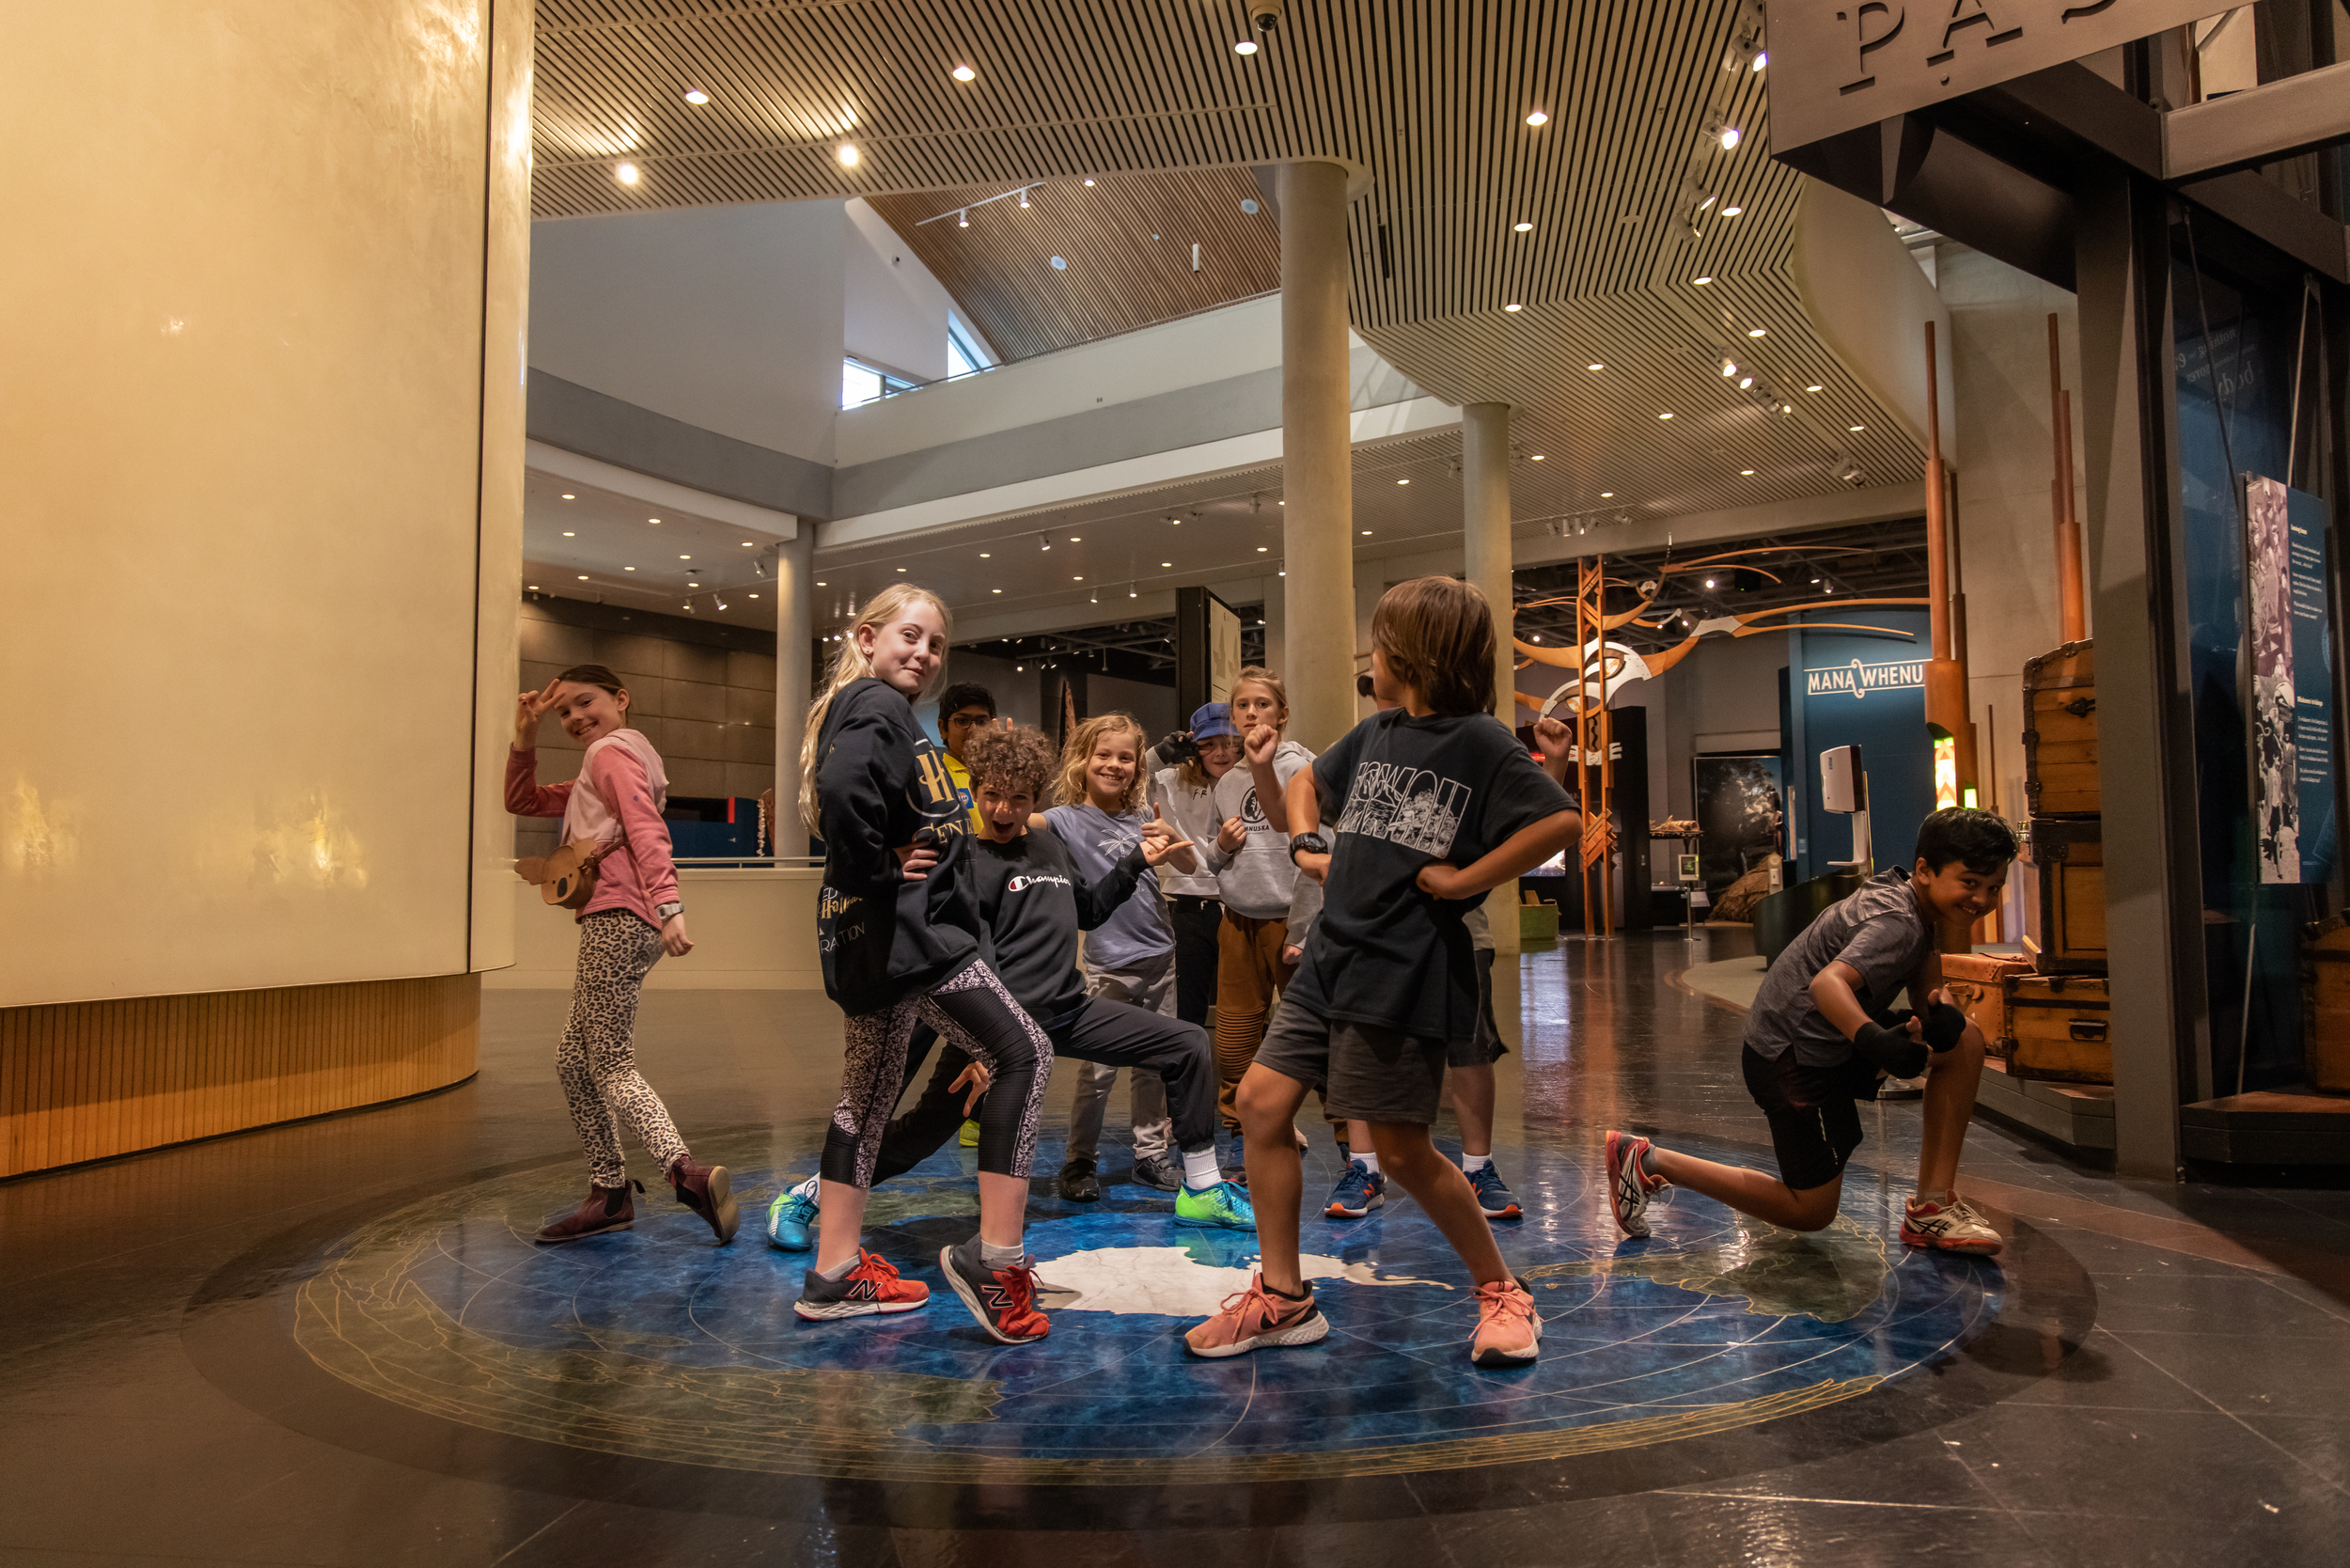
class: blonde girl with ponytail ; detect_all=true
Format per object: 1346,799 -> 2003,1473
782,583 -> 1058,1345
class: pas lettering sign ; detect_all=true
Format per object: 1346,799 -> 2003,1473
1769,0 -> 2217,149
1806,657 -> 1926,699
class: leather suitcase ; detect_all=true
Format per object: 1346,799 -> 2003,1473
2019,816 -> 2106,975
2006,972 -> 2112,1084
2022,639 -> 2099,817
2305,919 -> 2350,1094
1939,950 -> 2034,1057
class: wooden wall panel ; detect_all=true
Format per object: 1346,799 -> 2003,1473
1,974 -> 478,1179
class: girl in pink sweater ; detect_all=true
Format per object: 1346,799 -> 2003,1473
509,663 -> 739,1247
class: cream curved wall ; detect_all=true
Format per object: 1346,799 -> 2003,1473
0,1 -> 531,1008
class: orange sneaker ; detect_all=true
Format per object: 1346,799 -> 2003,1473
793,1249 -> 931,1320
1469,1277 -> 1542,1368
1183,1272 -> 1329,1358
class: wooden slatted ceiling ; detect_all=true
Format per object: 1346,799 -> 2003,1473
529,0 -> 1922,567
865,167 -> 1278,361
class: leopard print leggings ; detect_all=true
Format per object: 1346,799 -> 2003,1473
822,959 -> 1052,1187
557,910 -> 690,1188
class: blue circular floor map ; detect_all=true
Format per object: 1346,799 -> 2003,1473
294,1133 -> 2002,1484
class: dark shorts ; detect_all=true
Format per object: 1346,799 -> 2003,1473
1253,1004 -> 1448,1125
1740,1043 -> 1882,1192
1452,946 -> 1507,1068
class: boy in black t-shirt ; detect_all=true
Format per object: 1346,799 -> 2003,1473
1604,808 -> 2016,1254
1184,577 -> 1580,1369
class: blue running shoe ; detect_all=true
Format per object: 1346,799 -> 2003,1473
766,1175 -> 819,1252
1175,1179 -> 1258,1231
1324,1159 -> 1386,1219
1468,1162 -> 1522,1220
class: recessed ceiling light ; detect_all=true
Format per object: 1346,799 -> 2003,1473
687,580 -> 700,587
615,162 -> 640,185
527,584 -> 539,590
749,592 -> 760,598
1720,205 -> 1743,216
1084,177 -> 1096,186
1748,327 -> 1767,337
950,64 -> 976,81
1360,529 -> 1372,535
1258,546 -> 1268,552
623,566 -> 635,572
817,580 -> 827,586
979,551 -> 992,557
897,566 -> 907,572
1504,302 -> 1523,312
1740,468 -> 1756,476
1693,275 -> 1713,286
1160,561 -> 1172,567
1233,39 -> 1258,55
648,517 -> 661,525
1530,454 -> 1545,461
680,554 -> 691,559
1657,412 -> 1674,420
683,87 -> 710,104
1850,424 -> 1865,431
1513,221 -> 1533,232
741,541 -> 755,547
560,493 -> 575,500
1587,362 -> 1605,371
577,573 -> 589,580
1069,536 -> 1081,541
837,143 -> 859,166
993,588 -> 1003,593
1073,575 -> 1084,581
1397,478 -> 1410,485
1600,491 -> 1614,497
1526,109 -> 1550,126
562,530 -> 575,537
1806,384 -> 1825,392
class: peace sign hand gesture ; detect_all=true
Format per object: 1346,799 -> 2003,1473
513,679 -> 562,750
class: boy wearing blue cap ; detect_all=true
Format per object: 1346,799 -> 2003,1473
1150,702 -> 1245,1047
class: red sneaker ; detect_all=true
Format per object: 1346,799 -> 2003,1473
792,1250 -> 931,1320
940,1236 -> 1050,1343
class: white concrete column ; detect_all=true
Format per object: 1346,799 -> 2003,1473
1261,572 -> 1287,679
1278,160 -> 1356,754
772,530 -> 814,857
1462,400 -> 1522,953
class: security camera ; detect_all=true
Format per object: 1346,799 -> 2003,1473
1250,0 -> 1284,35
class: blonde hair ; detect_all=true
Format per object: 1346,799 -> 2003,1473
1229,666 -> 1289,729
1055,713 -> 1149,814
799,584 -> 953,835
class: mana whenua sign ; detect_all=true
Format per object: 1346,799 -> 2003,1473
1807,657 -> 1927,699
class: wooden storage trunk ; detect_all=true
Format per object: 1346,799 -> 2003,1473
1940,951 -> 2035,1057
2306,919 -> 2350,1094
2006,972 -> 2113,1084
2022,639 -> 2099,816
2019,816 -> 2107,975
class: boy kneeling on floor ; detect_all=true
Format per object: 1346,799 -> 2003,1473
1606,807 -> 2017,1254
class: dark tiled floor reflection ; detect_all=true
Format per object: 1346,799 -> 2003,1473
5,930 -> 2348,1565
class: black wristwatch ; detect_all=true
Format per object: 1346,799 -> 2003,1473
1287,832 -> 1329,863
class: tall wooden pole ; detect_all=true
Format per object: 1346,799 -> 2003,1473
1575,558 -> 1594,939
1922,322 -> 1970,809
2050,315 -> 2088,642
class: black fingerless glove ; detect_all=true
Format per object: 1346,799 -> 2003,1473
1852,1020 -> 1929,1079
1922,1000 -> 1968,1052
1151,731 -> 1198,767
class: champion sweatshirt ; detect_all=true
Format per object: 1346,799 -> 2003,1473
812,677 -> 984,1014
966,826 -> 1147,1025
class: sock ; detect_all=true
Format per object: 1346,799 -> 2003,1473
818,1254 -> 857,1281
980,1236 -> 1025,1268
1462,1152 -> 1491,1173
1355,1152 -> 1382,1176
1182,1148 -> 1224,1190
1913,1188 -> 1951,1208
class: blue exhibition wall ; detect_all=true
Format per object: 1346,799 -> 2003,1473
1785,607 -> 1934,882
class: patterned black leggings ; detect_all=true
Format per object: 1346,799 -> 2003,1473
822,960 -> 1051,1186
557,910 -> 689,1188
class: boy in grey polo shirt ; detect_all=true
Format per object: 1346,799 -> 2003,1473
1605,808 -> 2017,1255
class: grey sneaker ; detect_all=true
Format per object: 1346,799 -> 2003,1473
1131,1152 -> 1183,1191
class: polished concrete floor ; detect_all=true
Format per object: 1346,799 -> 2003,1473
7,929 -> 2350,1565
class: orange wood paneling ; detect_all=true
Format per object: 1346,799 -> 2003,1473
0,974 -> 478,1179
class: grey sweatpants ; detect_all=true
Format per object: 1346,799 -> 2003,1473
1065,949 -> 1176,1162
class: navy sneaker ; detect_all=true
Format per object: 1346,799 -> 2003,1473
1467,1162 -> 1522,1220
1324,1159 -> 1386,1219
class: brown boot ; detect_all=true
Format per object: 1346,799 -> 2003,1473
536,1179 -> 642,1244
668,1156 -> 740,1245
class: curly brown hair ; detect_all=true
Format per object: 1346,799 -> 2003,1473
961,722 -> 1059,806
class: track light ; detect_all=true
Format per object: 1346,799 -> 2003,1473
1703,118 -> 1742,150
957,210 -> 969,227
1721,358 -> 1738,377
1038,533 -> 1052,551
1019,187 -> 1030,208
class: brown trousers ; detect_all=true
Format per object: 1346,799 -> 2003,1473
1214,910 -> 1340,1136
